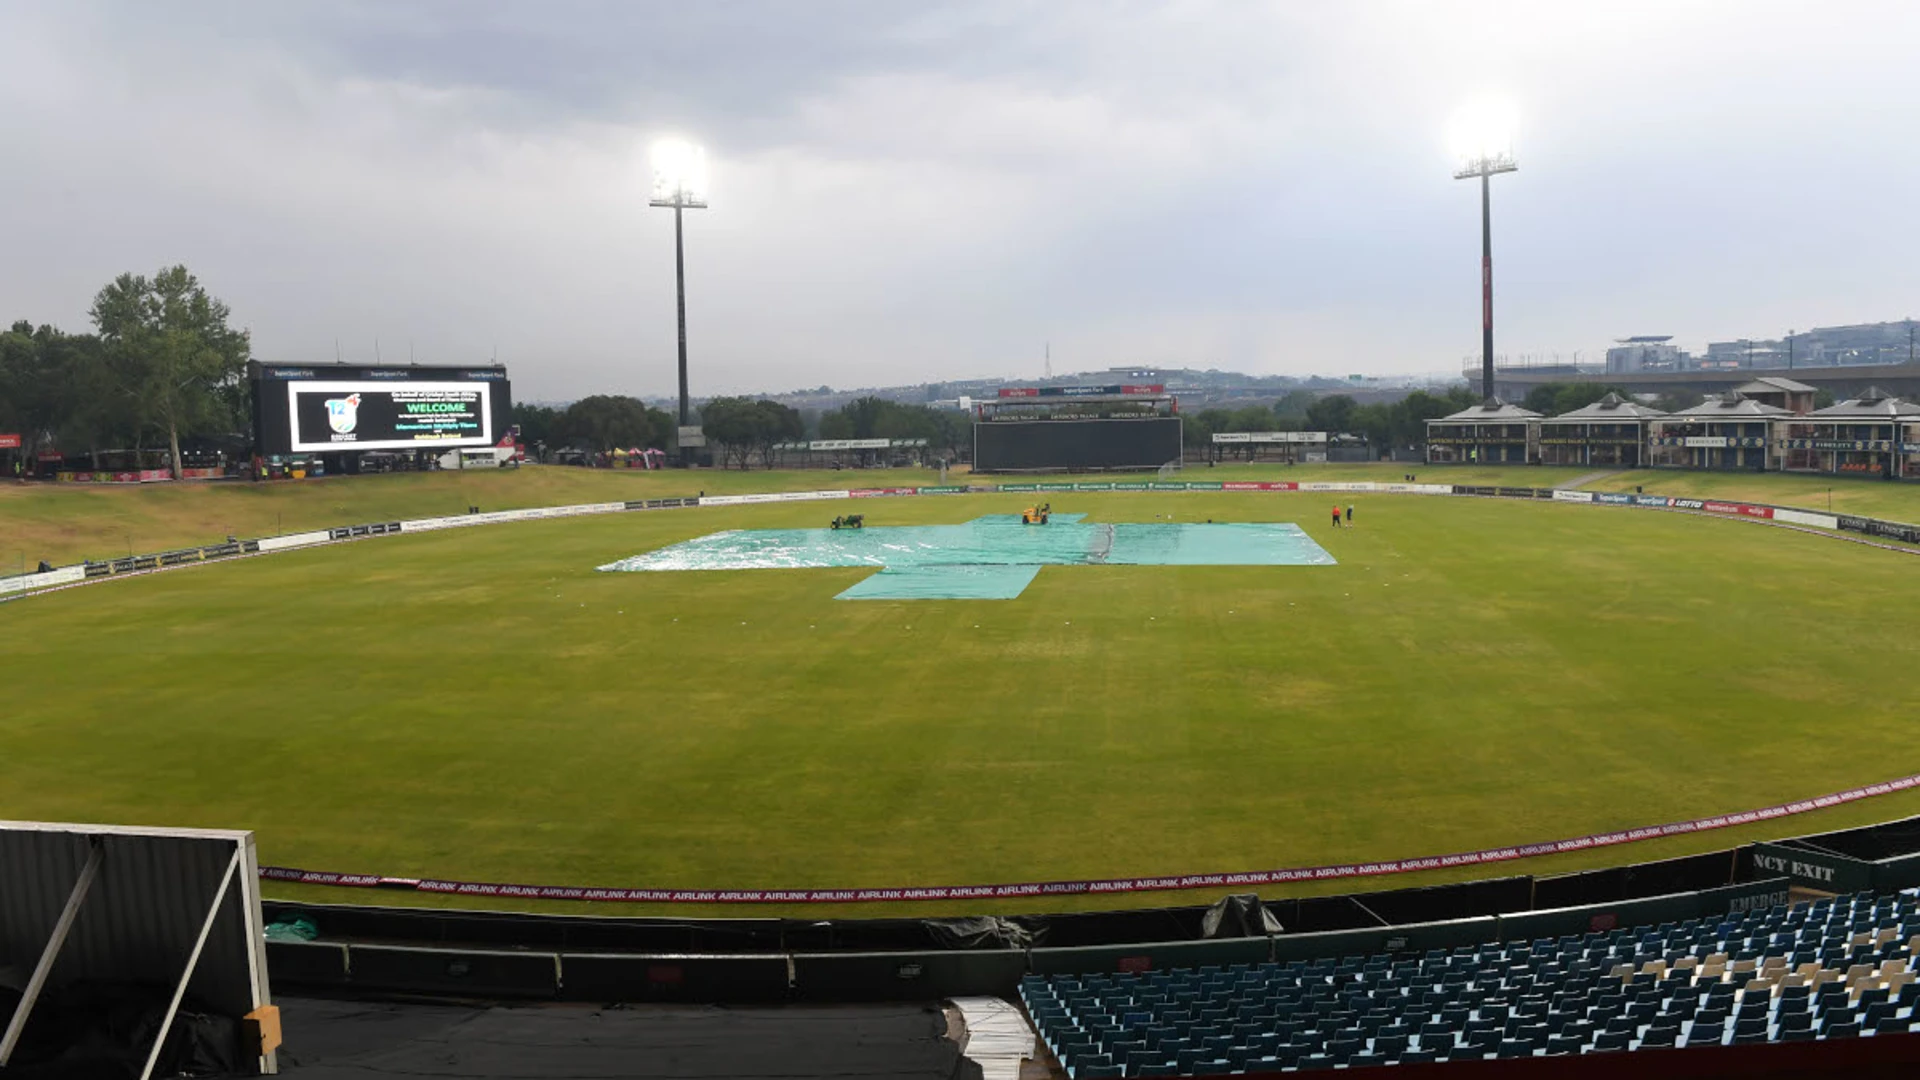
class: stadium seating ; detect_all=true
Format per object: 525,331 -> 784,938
1020,890 -> 1920,1076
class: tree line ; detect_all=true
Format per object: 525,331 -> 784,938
1184,386 -> 1487,454
513,393 -> 966,469
0,266 -> 251,477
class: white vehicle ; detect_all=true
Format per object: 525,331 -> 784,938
435,446 -> 518,470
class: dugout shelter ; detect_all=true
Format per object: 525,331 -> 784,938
1,820 -> 278,1076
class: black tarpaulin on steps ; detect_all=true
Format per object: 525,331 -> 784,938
274,996 -> 982,1080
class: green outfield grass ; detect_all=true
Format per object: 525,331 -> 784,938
0,463 -> 1583,571
1580,469 -> 1920,524
6,480 -> 1920,917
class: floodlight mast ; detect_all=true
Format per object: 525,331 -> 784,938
650,140 -> 709,465
1455,149 -> 1517,402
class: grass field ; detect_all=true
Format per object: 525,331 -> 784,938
1,463 -> 1592,571
6,473 -> 1920,917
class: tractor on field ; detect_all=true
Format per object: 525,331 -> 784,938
830,514 -> 865,530
1023,503 -> 1051,525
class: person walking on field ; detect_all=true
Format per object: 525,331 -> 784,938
1331,504 -> 1342,529
1345,504 -> 1354,525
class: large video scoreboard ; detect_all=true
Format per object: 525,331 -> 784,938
251,362 -> 513,456
972,384 -> 1181,472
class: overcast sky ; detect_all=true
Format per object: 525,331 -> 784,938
3,1 -> 1918,400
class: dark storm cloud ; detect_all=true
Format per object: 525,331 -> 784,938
2,1 -> 1918,400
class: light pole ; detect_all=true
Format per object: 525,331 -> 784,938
649,139 -> 710,466
1451,102 -> 1519,402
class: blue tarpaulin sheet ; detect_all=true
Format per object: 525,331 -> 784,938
598,515 -> 1334,599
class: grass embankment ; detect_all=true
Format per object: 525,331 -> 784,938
1581,469 -> 1920,524
0,463 -> 1584,571
5,488 -> 1919,917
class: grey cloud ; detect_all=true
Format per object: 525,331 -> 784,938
2,1 -> 1919,400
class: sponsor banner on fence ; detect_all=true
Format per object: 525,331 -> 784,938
996,483 -> 1038,492
256,530 -> 333,553
1838,516 -> 1920,544
1552,490 -> 1596,503
916,485 -> 968,494
1701,501 -> 1773,519
1073,482 -> 1115,491
1773,508 -> 1839,530
1221,481 -> 1295,491
0,565 -> 86,597
697,490 -> 852,507
255,772 -> 1920,904
848,487 -> 918,498
401,502 -> 630,533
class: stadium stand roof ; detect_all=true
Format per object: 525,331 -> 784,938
1809,387 -> 1920,420
1435,399 -> 1543,422
1734,376 -> 1818,396
1540,393 -> 1666,422
1665,393 -> 1793,418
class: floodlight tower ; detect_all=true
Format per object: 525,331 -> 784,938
650,139 -> 710,465
1451,103 -> 1518,402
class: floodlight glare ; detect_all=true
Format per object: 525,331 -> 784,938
1449,100 -> 1518,178
650,139 -> 710,208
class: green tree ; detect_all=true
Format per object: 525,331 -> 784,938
1396,390 -> 1457,448
511,403 -> 563,450
1272,389 -> 1316,423
1549,382 -> 1614,416
1305,394 -> 1357,434
816,397 -> 964,455
1226,405 -> 1277,433
699,396 -> 804,469
89,266 -> 251,479
555,395 -> 656,451
1813,388 -> 1837,409
1348,403 -> 1396,452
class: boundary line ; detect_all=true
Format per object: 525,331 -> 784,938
258,772 -> 1920,904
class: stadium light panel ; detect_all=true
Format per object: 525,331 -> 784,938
650,139 -> 710,208
1449,100 -> 1518,178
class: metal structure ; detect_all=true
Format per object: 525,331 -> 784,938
1452,108 -> 1519,402
649,140 -> 710,466
0,821 -> 276,1077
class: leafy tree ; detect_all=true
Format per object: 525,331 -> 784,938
700,396 -> 803,469
1522,384 -> 1562,415
1305,394 -> 1357,435
1226,405 -> 1277,433
89,266 -> 251,479
1654,389 -> 1705,414
1523,381 -> 1614,416
816,396 -> 964,454
1813,388 -> 1837,409
555,395 -> 657,451
511,403 -> 563,449
1272,389 -> 1316,423
0,323 -> 119,462
1348,403 -> 1396,451
1396,390 -> 1457,448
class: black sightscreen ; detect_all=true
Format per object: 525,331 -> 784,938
974,417 -> 1183,472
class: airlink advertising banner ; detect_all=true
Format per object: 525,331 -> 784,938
290,381 -> 494,452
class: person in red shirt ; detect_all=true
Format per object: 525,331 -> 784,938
1331,505 -> 1342,528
